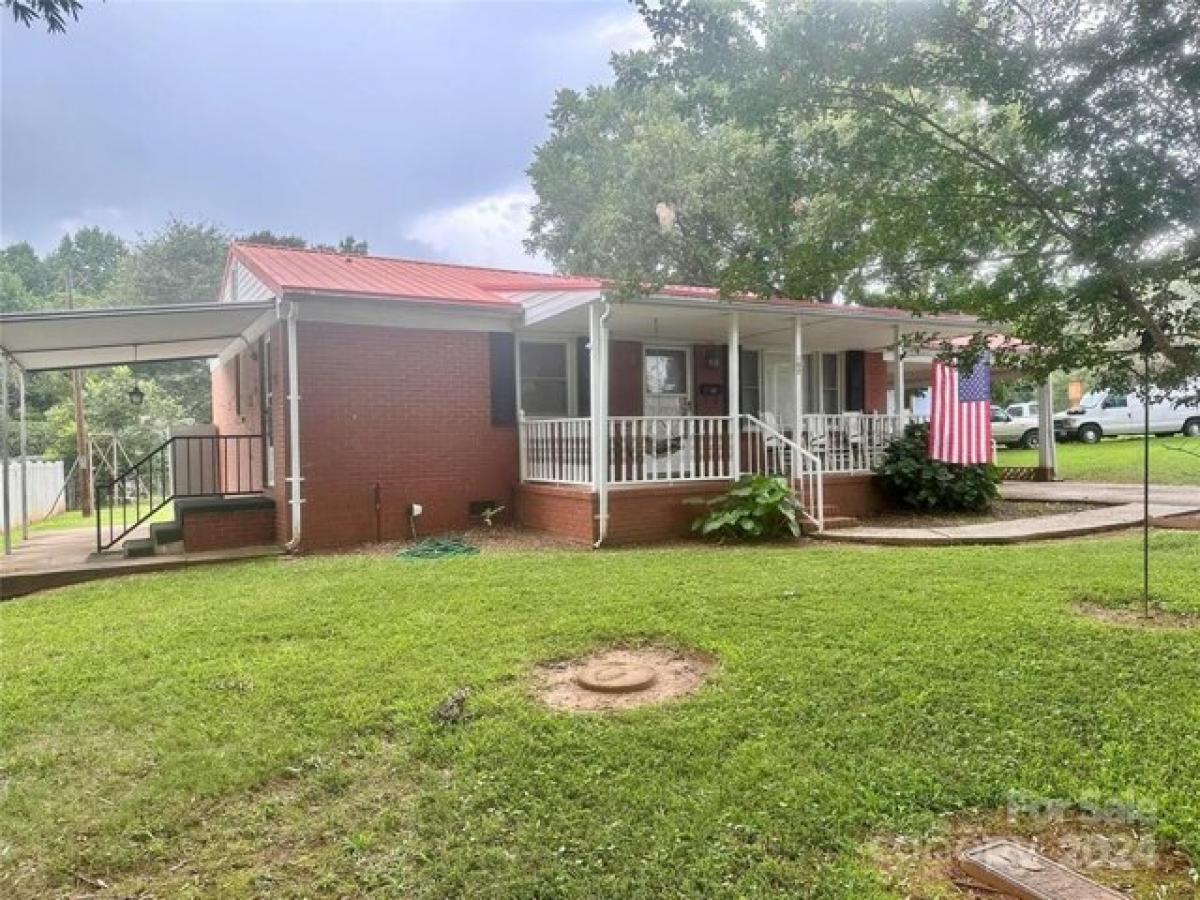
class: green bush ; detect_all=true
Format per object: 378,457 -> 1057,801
691,474 -> 802,541
876,422 -> 999,512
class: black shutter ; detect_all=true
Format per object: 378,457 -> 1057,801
489,332 -> 516,425
845,351 -> 865,412
576,336 -> 591,417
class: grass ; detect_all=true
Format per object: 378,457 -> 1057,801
998,437 -> 1200,485
3,535 -> 1200,897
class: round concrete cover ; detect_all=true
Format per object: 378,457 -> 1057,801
575,662 -> 658,694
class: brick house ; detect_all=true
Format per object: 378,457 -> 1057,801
196,242 -> 981,551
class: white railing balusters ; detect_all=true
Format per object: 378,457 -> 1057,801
521,413 -> 918,501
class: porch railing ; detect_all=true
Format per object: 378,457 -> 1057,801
94,433 -> 265,552
796,414 -> 924,474
608,415 -> 732,483
521,417 -> 592,485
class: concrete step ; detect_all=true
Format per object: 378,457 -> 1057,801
821,515 -> 861,530
122,537 -> 157,558
150,520 -> 184,546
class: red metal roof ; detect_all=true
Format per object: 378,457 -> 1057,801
229,243 -> 978,324
231,243 -> 603,308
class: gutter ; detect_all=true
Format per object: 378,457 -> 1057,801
282,299 -> 304,552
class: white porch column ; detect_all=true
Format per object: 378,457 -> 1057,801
1038,375 -> 1058,479
19,368 -> 28,539
588,301 -> 610,544
792,317 -> 804,478
727,311 -> 740,477
892,325 -> 906,416
2,355 -> 10,555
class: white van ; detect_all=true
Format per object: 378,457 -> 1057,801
1055,387 -> 1200,443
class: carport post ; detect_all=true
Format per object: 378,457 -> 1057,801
1037,376 -> 1058,480
2,354 -> 10,555
19,368 -> 28,539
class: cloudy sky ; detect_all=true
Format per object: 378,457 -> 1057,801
1,0 -> 650,270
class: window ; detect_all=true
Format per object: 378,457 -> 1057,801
1102,393 -> 1127,409
644,348 -> 689,396
739,349 -> 761,416
821,353 -> 841,414
519,341 -> 569,417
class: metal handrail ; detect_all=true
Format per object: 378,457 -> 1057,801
742,414 -> 825,532
94,434 -> 265,552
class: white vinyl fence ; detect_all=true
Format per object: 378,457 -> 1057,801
2,460 -> 67,530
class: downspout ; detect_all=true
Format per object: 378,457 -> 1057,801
282,299 -> 304,551
593,299 -> 612,548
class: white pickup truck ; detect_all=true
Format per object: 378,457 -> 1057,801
1055,388 -> 1200,444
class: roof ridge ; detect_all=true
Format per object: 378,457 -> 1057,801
231,241 -> 599,283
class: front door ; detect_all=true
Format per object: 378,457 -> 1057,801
643,347 -> 691,416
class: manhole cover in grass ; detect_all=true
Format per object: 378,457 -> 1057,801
535,646 -> 713,712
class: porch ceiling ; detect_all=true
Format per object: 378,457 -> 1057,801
0,302 -> 276,372
522,298 -> 985,352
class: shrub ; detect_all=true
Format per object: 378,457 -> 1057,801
875,422 -> 999,512
691,474 -> 802,541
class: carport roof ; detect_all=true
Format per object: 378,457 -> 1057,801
0,302 -> 276,372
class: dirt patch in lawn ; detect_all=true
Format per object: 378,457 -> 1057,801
870,807 -> 1195,898
1074,601 -> 1200,631
864,499 -> 1100,528
533,645 -> 714,712
1152,512 -> 1200,531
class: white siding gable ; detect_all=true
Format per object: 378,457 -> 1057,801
223,260 -> 276,305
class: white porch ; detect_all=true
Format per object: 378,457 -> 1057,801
513,293 -> 978,537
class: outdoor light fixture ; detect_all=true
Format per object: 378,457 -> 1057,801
128,382 -> 145,407
705,347 -> 722,369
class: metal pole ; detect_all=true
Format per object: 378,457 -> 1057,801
2,355 -> 11,555
892,325 -> 906,416
19,369 -> 28,539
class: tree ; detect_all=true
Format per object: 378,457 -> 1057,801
315,235 -> 369,256
43,367 -> 184,466
46,228 -> 127,295
4,0 -> 80,32
103,219 -> 230,423
104,218 -> 228,307
530,0 -> 1200,388
238,230 -> 309,249
0,242 -> 53,298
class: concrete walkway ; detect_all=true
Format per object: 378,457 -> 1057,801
816,480 -> 1200,546
1,526 -> 281,600
999,480 -> 1200,507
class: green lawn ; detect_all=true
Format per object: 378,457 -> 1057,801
999,436 -> 1200,485
3,536 -> 1200,897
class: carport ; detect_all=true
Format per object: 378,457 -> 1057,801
0,301 -> 276,554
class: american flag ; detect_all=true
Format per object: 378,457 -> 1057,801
929,355 -> 993,465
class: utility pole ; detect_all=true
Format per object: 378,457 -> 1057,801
65,250 -> 93,517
